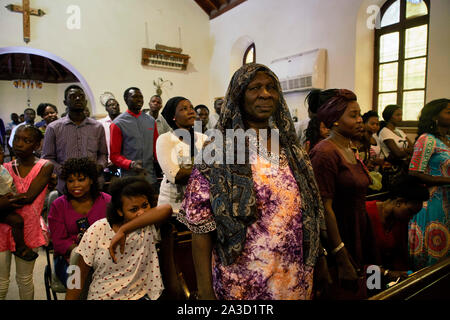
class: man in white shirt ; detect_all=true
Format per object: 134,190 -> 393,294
98,92 -> 121,162
208,97 -> 224,129
8,108 -> 36,148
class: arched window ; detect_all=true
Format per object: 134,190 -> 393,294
243,43 -> 255,65
373,0 -> 429,124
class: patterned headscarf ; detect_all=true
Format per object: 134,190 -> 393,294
196,63 -> 325,266
317,89 -> 357,128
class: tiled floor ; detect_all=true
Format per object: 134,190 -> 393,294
4,247 -> 65,300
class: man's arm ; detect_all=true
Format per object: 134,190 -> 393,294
96,125 -> 108,169
109,123 -> 132,170
41,125 -> 62,175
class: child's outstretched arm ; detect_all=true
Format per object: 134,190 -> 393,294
10,161 -> 54,205
109,204 -> 172,263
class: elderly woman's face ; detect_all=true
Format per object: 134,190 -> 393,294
335,101 -> 364,138
174,99 -> 196,129
243,71 -> 279,125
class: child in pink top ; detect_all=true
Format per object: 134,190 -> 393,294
0,125 -> 53,300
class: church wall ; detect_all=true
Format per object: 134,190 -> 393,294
0,80 -> 58,122
0,0 -> 212,119
209,0 -> 449,121
208,0 -> 362,120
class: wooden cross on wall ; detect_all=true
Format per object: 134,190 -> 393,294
5,0 -> 46,43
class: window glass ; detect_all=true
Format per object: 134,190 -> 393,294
405,25 -> 428,58
378,92 -> 397,113
381,0 -> 400,27
403,90 -> 425,120
406,0 -> 428,19
380,32 -> 399,63
379,62 -> 398,92
404,57 -> 426,90
244,45 -> 255,65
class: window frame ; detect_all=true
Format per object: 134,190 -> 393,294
243,43 -> 256,65
373,0 -> 430,126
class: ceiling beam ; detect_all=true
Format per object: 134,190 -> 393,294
209,0 -> 247,19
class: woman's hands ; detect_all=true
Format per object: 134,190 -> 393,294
108,228 -> 127,264
314,255 -> 332,299
335,247 -> 359,291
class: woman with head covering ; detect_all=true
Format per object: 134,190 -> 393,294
408,98 -> 450,270
156,97 -> 208,213
156,97 -> 209,298
310,89 -> 377,299
176,63 -> 326,300
298,89 -> 339,144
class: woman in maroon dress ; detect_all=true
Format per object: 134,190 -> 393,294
309,89 -> 377,299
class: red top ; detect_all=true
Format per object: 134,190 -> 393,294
109,110 -> 158,169
366,200 -> 409,270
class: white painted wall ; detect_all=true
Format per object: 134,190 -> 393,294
0,0 -> 212,117
208,0 -> 362,120
426,0 -> 450,103
1,0 -> 447,126
0,80 -> 86,123
209,0 -> 449,120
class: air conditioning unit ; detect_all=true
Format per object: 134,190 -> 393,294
269,49 -> 326,93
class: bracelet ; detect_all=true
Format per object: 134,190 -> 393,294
319,248 -> 328,257
331,242 -> 345,255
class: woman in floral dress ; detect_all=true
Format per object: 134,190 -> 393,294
409,98 -> 450,270
176,63 -> 326,300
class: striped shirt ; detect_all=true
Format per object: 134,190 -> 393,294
41,115 -> 107,193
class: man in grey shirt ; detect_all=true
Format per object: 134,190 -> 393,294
42,85 -> 108,194
147,94 -> 170,135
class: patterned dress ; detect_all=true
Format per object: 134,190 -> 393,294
0,159 -> 48,252
178,151 -> 314,300
408,134 -> 449,270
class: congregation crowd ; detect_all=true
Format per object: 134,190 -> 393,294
0,63 -> 448,300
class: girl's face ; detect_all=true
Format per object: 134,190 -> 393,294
12,128 -> 39,159
334,101 -> 364,138
392,198 -> 423,221
364,116 -> 380,134
437,103 -> 450,128
119,195 -> 150,223
319,121 -> 330,139
66,173 -> 92,198
174,100 -> 196,129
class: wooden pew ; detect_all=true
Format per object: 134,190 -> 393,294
369,257 -> 450,300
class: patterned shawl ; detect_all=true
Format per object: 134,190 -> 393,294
195,63 -> 325,266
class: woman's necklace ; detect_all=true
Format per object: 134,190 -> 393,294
330,135 -> 356,163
